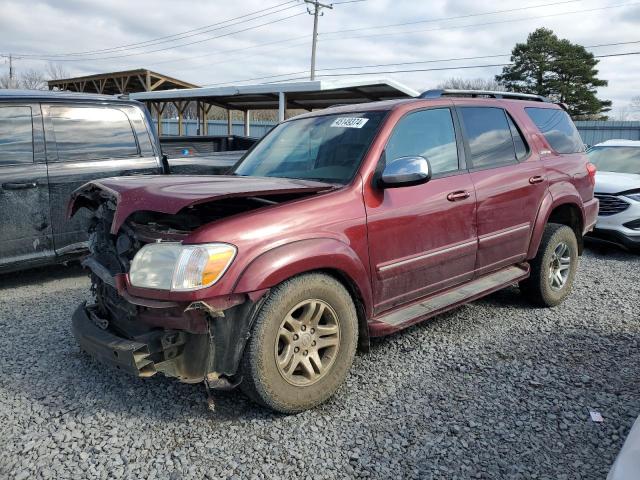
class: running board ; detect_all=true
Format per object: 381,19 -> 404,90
372,264 -> 529,334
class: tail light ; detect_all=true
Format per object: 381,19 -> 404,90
586,162 -> 596,186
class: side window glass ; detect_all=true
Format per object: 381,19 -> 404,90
506,114 -> 528,160
459,107 -> 516,168
525,107 -> 584,154
124,106 -> 155,157
50,106 -> 139,161
0,106 -> 33,165
385,108 -> 459,175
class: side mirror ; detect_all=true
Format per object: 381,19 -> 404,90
379,156 -> 432,189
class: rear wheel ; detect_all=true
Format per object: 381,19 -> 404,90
240,273 -> 358,413
520,223 -> 579,307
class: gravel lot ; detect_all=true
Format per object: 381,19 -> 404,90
0,246 -> 639,479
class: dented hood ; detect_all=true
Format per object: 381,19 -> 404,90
69,175 -> 333,234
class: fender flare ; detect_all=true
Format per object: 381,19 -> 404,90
527,191 -> 585,258
233,238 -> 373,318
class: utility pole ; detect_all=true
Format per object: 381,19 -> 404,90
304,0 -> 332,81
9,54 -> 14,88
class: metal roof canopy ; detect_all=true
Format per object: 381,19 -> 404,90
131,78 -> 418,137
131,78 -> 418,110
48,69 -> 198,95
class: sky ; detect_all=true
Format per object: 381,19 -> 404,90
1,0 -> 639,117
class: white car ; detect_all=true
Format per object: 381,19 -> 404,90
587,139 -> 640,251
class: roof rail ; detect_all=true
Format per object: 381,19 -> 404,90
419,89 -> 551,103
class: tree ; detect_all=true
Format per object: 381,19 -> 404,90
20,69 -> 47,90
496,28 -> 611,118
437,77 -> 505,91
45,62 -> 69,81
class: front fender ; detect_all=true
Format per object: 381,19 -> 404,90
233,238 -> 373,317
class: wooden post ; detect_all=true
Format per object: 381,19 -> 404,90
227,109 -> 233,135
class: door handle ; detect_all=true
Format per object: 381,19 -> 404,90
529,175 -> 545,184
447,190 -> 471,201
2,182 -> 38,190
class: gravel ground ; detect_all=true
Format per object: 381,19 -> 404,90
0,246 -> 639,480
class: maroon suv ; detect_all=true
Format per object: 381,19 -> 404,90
70,90 -> 598,413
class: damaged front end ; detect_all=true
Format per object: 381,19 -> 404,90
68,176 -> 331,388
71,187 -> 272,388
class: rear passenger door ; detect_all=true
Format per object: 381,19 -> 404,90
43,103 -> 162,254
457,106 -> 547,276
0,103 -> 53,268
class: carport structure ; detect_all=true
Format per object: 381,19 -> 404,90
47,69 -> 198,95
130,78 -> 419,137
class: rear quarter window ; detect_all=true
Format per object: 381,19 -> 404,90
50,105 -> 139,161
0,106 -> 33,165
525,107 -> 584,154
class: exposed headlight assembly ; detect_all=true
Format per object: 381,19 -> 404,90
129,242 -> 237,291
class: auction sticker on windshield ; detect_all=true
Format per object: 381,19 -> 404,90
331,117 -> 369,128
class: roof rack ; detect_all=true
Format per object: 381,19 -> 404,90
419,89 -> 551,103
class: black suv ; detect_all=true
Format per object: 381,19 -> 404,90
0,90 -> 163,273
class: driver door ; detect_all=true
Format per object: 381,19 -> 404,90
365,107 -> 478,314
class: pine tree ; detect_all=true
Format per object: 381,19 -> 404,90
496,28 -> 611,118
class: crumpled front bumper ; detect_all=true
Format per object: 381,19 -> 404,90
72,303 -> 209,382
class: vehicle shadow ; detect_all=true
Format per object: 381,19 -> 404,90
0,262 -> 85,289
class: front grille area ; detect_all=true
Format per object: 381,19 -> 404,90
594,193 -> 631,216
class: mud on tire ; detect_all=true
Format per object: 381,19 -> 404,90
239,273 -> 358,413
520,223 -> 579,307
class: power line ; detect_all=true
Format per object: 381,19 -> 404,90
142,0 -> 593,72
5,1 -> 301,58
316,1 -> 640,43
200,44 -> 640,87
6,11 -> 307,62
320,0 -> 582,36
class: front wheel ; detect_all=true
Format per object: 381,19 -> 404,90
239,273 -> 358,413
520,223 -> 579,307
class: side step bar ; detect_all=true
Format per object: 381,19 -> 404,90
370,264 -> 529,336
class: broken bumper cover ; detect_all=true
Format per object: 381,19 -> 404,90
72,303 -> 210,382
72,305 -> 157,377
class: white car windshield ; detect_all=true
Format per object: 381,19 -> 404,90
234,111 -> 387,184
588,146 -> 640,174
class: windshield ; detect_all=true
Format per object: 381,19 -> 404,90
588,146 -> 640,174
234,111 -> 387,184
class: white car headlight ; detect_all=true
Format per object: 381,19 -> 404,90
129,242 -> 237,291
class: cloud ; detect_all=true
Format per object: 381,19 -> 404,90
0,0 -> 637,115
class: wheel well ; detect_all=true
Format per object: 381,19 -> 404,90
318,268 -> 370,353
547,203 -> 584,254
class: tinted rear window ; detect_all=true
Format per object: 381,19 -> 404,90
459,107 -> 516,168
50,106 -> 139,161
525,107 -> 583,154
0,106 -> 33,165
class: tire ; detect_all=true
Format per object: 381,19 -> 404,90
239,273 -> 358,413
520,223 -> 579,307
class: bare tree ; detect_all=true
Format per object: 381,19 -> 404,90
45,62 -> 69,81
20,69 -> 47,90
0,73 -> 14,89
436,77 -> 506,91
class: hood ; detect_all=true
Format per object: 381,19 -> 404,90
69,175 -> 333,234
595,171 -> 640,195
